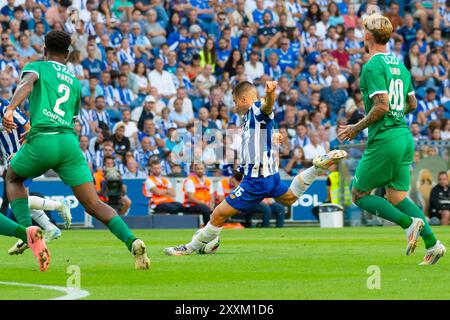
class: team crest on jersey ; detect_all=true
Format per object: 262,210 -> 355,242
229,194 -> 236,199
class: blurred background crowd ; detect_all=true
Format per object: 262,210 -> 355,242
0,0 -> 449,180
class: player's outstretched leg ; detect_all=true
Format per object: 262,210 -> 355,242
29,196 -> 72,229
8,209 -> 61,255
289,150 -> 348,199
72,182 -> 150,270
164,200 -> 239,256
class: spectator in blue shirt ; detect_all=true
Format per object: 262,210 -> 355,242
397,14 -> 421,51
264,52 -> 283,81
252,0 -> 273,26
82,44 -> 104,79
320,77 -> 348,115
27,6 -> 50,33
277,38 -> 297,75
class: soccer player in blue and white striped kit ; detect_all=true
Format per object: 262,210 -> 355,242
165,81 -> 347,256
0,98 -> 72,255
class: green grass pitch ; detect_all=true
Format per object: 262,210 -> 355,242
0,227 -> 449,300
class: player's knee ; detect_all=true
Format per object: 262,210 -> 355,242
352,188 -> 365,205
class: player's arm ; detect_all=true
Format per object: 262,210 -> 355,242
260,81 -> 277,115
338,93 -> 389,141
404,93 -> 418,115
2,73 -> 38,133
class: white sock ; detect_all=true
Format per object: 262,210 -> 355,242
187,222 -> 222,251
29,196 -> 63,212
30,209 -> 57,232
290,167 -> 322,198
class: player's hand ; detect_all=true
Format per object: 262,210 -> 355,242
2,109 -> 17,133
265,81 -> 278,94
272,132 -> 283,145
338,124 -> 359,141
7,152 -> 15,162
19,131 -> 28,145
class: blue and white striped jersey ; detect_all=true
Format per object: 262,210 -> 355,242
0,99 -> 28,158
238,101 -> 278,178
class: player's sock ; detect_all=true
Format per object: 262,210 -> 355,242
30,209 -> 55,232
0,213 -> 27,242
290,167 -> 323,198
107,215 -> 137,252
11,198 -> 32,227
395,198 -> 437,249
29,196 -> 63,211
187,222 -> 222,251
356,195 -> 412,229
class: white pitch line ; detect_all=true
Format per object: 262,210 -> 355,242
0,281 -> 90,300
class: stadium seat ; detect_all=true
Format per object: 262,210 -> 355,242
415,87 -> 426,100
444,101 -> 450,112
106,108 -> 122,123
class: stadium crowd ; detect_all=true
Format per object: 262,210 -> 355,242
0,0 -> 449,219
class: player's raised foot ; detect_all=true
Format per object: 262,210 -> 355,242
164,245 -> 195,256
131,239 -> 150,270
45,227 -> 61,242
8,240 -> 29,255
405,218 -> 425,256
59,199 -> 72,229
420,241 -> 446,266
26,226 -> 50,272
313,150 -> 347,170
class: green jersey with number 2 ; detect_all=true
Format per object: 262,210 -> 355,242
21,60 -> 82,141
359,52 -> 414,143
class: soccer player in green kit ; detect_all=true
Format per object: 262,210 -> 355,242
1,31 -> 150,271
339,14 -> 445,265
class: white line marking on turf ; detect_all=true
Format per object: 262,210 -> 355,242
0,281 -> 90,300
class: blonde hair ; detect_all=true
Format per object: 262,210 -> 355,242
363,14 -> 393,45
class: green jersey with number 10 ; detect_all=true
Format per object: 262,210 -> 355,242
359,52 -> 414,144
21,60 -> 82,141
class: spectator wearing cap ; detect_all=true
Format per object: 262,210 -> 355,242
320,76 -> 348,115
417,88 -> 442,125
245,51 -> 264,82
189,24 -> 206,51
144,8 -> 166,48
116,73 -> 135,109
148,57 -> 177,100
136,95 -> 156,130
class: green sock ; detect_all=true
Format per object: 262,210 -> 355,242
356,195 -> 413,229
395,198 -> 437,249
11,198 -> 31,227
0,213 -> 27,242
107,216 -> 136,252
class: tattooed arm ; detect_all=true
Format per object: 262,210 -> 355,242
338,93 -> 389,141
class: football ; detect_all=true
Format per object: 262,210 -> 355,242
193,230 -> 220,254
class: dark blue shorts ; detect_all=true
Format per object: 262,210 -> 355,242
225,173 -> 289,211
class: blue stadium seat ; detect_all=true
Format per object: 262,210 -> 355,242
415,87 -> 426,100
443,101 -> 450,112
106,108 -> 122,123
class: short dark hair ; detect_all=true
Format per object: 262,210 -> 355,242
232,170 -> 243,182
45,31 -> 72,54
438,171 -> 448,177
232,81 -> 256,98
150,159 -> 160,167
